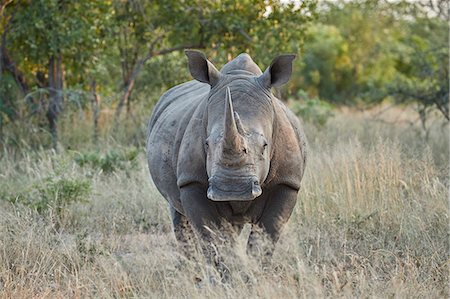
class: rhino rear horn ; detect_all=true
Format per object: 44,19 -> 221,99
234,111 -> 246,135
258,54 -> 296,89
185,50 -> 221,86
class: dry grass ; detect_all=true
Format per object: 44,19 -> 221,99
0,109 -> 448,298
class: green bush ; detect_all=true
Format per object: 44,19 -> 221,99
290,90 -> 334,127
74,148 -> 139,173
32,177 -> 91,214
5,176 -> 91,227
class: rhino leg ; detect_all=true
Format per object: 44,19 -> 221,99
247,185 -> 298,266
170,206 -> 196,258
179,184 -> 232,280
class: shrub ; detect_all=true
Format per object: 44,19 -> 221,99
289,90 -> 334,127
74,148 -> 139,174
6,176 -> 91,227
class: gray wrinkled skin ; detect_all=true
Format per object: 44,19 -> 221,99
147,51 -> 307,268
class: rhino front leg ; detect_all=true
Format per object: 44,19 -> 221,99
247,185 -> 298,266
179,184 -> 230,279
170,206 -> 197,258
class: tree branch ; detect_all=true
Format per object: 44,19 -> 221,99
1,3 -> 29,95
114,43 -> 205,121
148,34 -> 165,53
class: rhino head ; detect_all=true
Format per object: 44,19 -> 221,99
185,50 -> 295,201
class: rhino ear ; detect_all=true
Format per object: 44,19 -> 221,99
185,50 -> 221,86
258,54 -> 296,89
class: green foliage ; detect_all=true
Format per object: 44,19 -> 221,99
293,0 -> 448,117
156,0 -> 316,65
388,15 -> 449,121
74,148 -> 139,174
9,0 -> 109,81
290,90 -> 334,127
0,74 -> 19,123
295,0 -> 401,104
138,52 -> 192,97
296,23 -> 352,102
110,0 -> 317,98
32,177 -> 91,213
4,176 -> 91,223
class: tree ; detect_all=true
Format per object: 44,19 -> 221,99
296,23 -> 352,101
111,0 -> 317,120
295,0 -> 448,128
295,0 -> 402,104
0,1 -> 25,137
1,0 -> 317,149
4,0 -> 108,149
388,2 -> 449,136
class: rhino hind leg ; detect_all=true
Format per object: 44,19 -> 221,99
170,206 -> 197,258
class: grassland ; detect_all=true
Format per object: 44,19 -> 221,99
0,107 -> 448,298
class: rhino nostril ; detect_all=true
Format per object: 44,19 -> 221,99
243,147 -> 248,154
208,176 -> 216,184
252,180 -> 262,197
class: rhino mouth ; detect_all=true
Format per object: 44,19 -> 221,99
207,175 -> 262,202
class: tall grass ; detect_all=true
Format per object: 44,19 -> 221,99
0,108 -> 448,298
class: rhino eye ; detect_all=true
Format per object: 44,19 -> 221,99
263,142 -> 268,149
205,141 -> 209,150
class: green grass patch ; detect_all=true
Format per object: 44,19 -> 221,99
73,148 -> 139,174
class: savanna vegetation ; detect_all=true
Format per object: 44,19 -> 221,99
0,0 -> 448,298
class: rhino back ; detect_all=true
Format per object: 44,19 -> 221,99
148,81 -> 208,132
147,80 -> 209,209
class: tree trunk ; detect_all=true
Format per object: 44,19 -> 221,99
126,91 -> 132,115
0,3 -> 28,97
0,8 -> 27,123
418,104 -> 430,142
1,47 -> 29,96
46,53 -> 64,150
90,79 -> 100,145
114,69 -> 137,122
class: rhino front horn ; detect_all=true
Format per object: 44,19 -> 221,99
223,87 -> 241,151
